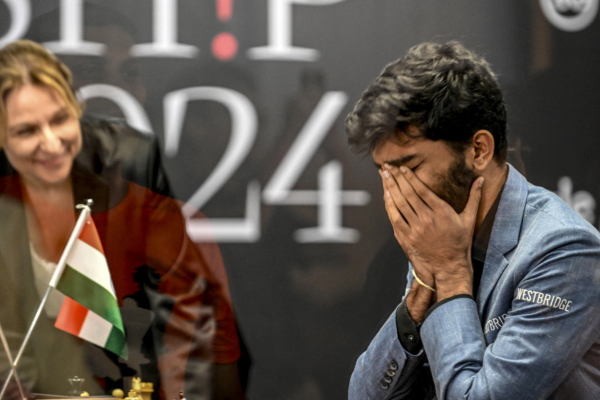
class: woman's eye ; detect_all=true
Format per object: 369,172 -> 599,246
16,127 -> 36,136
51,113 -> 69,125
411,164 -> 421,172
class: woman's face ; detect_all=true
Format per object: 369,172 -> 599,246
3,84 -> 81,189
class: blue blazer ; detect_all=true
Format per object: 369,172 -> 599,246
349,165 -> 600,399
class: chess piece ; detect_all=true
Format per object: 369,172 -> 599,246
68,376 -> 85,396
131,377 -> 154,400
125,389 -> 142,400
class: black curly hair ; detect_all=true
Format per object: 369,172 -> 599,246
346,41 -> 507,162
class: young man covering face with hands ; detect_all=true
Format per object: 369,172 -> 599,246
347,42 -> 600,400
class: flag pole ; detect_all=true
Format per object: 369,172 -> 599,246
0,200 -> 94,400
0,322 -> 25,400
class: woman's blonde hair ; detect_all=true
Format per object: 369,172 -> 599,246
0,40 -> 82,142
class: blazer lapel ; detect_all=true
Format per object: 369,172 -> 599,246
0,177 -> 41,331
477,165 -> 529,317
0,195 -> 27,289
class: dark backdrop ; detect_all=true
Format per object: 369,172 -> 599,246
1,1 -> 599,398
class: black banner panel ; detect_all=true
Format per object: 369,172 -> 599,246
0,1 -> 598,399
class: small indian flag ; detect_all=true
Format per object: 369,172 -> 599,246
54,216 -> 127,359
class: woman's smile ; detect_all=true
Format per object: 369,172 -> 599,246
3,83 -> 82,189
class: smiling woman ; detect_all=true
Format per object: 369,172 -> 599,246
3,84 -> 81,190
0,40 -> 85,264
0,40 -> 245,400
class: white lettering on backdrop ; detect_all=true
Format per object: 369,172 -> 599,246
34,0 -> 346,59
43,0 -> 106,55
78,84 -> 154,135
9,2 -> 595,241
0,1 -> 359,242
262,92 -> 370,242
557,176 -> 596,225
0,0 -> 30,47
247,0 -> 346,62
164,87 -> 260,242
130,0 -> 200,58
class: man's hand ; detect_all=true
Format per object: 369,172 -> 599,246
380,165 -> 484,302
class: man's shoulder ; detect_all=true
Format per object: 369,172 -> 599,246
521,181 -> 600,247
524,182 -> 597,230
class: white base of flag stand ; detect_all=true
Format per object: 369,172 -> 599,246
0,321 -> 25,399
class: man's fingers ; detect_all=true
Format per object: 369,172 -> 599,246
386,165 -> 431,217
398,166 -> 447,210
461,177 -> 485,228
380,171 -> 408,227
382,183 -> 411,236
381,169 -> 419,227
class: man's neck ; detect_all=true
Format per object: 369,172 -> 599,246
474,161 -> 508,236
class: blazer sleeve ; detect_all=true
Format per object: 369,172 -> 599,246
349,264 -> 427,400
421,227 -> 600,399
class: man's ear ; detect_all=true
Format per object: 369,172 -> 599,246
468,130 -> 495,173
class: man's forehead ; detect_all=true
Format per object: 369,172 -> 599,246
372,129 -> 423,157
392,130 -> 420,146
379,126 -> 424,146
372,142 -> 421,170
